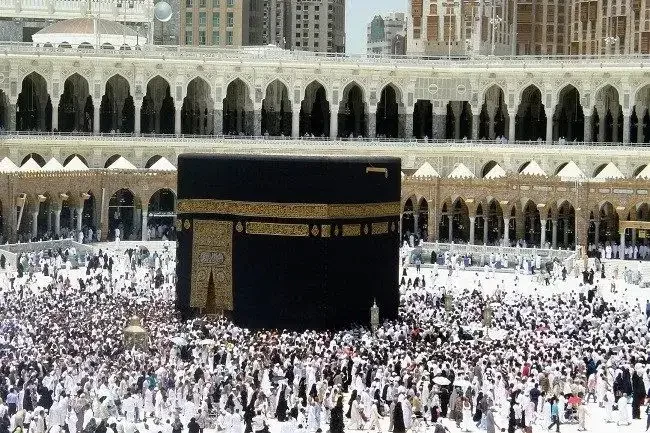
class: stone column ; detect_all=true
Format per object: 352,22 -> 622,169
503,217 -> 510,245
214,108 -> 223,135
76,206 -> 83,233
54,209 -> 61,236
620,229 -> 626,252
46,208 -> 52,233
8,103 -> 16,131
545,108 -> 553,143
253,108 -> 262,136
552,219 -> 558,249
448,214 -> 453,241
612,110 -> 620,141
175,108 -> 182,136
540,219 -> 547,246
598,108 -> 606,142
428,208 -> 438,242
93,104 -> 100,134
622,111 -> 631,143
632,228 -> 637,246
563,219 -> 569,246
637,106 -> 646,143
432,108 -> 446,140
413,213 -> 419,236
69,207 -> 74,229
404,109 -> 414,139
291,108 -> 300,138
471,114 -> 480,140
483,217 -> 489,244
593,220 -> 600,246
368,108 -> 377,138
515,212 -> 525,241
31,211 -> 39,240
488,112 -> 496,139
50,99 -> 59,131
583,114 -> 592,142
134,99 -> 142,136
508,111 -> 516,141
330,108 -> 338,138
141,210 -> 149,241
469,216 -> 476,244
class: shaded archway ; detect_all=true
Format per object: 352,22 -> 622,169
21,153 -> 46,167
17,72 -> 52,132
553,85 -> 584,142
445,101 -> 472,139
262,80 -> 292,136
413,100 -> 432,139
338,82 -> 367,138
376,84 -> 400,138
594,85 -> 622,142
522,200 -> 541,247
147,188 -> 176,240
35,193 -> 51,240
223,79 -> 253,135
417,198 -> 429,241
479,85 -> 508,139
82,192 -> 96,234
0,90 -> 9,131
597,202 -> 619,246
485,199 -> 504,244
58,73 -> 92,132
633,85 -> 650,144
516,85 -> 546,141
108,188 -> 138,241
439,198 -> 470,243
182,78 -> 213,135
141,76 -> 175,134
401,197 -> 415,242
556,201 -> 576,249
100,75 -> 134,133
300,81 -> 330,137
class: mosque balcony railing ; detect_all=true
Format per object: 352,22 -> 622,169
2,41 -> 650,68
0,131 -> 649,151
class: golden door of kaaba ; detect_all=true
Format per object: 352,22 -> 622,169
190,219 -> 233,314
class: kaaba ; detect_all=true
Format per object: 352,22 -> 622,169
176,154 -> 401,330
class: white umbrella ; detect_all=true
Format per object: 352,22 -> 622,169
453,379 -> 472,388
433,376 -> 451,386
170,336 -> 188,346
199,338 -> 216,346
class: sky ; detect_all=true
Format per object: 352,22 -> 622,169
345,0 -> 408,54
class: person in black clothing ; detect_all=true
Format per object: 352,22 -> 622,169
393,400 -> 406,433
171,416 -> 183,433
275,385 -> 288,421
329,396 -> 345,433
187,418 -> 200,433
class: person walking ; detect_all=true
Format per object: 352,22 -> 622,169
547,398 -> 560,433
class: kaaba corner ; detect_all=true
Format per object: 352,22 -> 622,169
175,154 -> 401,330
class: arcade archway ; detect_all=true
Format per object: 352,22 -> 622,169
376,84 -> 400,138
300,81 -> 330,137
58,73 -> 93,132
553,85 -> 584,142
141,76 -> 175,134
100,75 -> 134,133
223,79 -> 253,135
108,189 -> 139,241
182,78 -> 213,135
594,85 -> 623,143
147,188 -> 176,240
17,72 -> 52,132
439,198 -> 470,243
445,101 -> 472,139
338,82 -> 366,138
413,100 -> 432,139
479,85 -> 508,139
516,85 -> 546,141
262,80 -> 292,136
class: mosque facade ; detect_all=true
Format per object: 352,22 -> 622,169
0,44 -> 650,248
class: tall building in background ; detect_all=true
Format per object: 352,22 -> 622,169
181,0 -> 244,46
0,0 -> 153,43
283,0 -> 345,52
367,12 -> 407,55
408,0 -> 650,56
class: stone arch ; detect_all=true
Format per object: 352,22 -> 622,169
17,72 -> 52,132
104,154 -> 124,168
633,164 -> 648,178
555,199 -> 576,248
516,84 -> 546,141
262,79 -> 292,137
58,73 -> 93,132
553,85 -> 584,142
146,188 -> 177,240
21,153 -> 45,167
107,188 -> 141,241
595,201 -> 620,246
300,80 -> 330,137
417,197 -> 429,241
182,77 -> 214,135
631,84 -> 650,144
223,78 -> 253,135
338,81 -> 367,138
142,75 -> 175,134
63,154 -> 89,167
479,84 -> 508,139
439,197 -> 470,243
484,198 -> 504,244
593,84 -> 622,143
100,74 -> 134,133
376,83 -> 403,138
401,195 -> 417,241
481,160 -> 500,178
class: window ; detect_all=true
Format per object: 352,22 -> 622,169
213,13 -> 220,27
185,30 -> 193,44
296,14 -> 301,19
314,32 -> 319,38
315,23 -> 319,29
296,32 -> 300,38
199,0 -> 206,6
314,42 -> 319,48
227,0 -> 234,6
186,0 -> 192,6
314,15 -> 319,20
199,12 -> 206,25
213,0 -> 219,6
227,12 -> 234,26
212,30 -> 220,44
226,30 -> 233,44
199,30 -> 206,44
186,12 -> 193,25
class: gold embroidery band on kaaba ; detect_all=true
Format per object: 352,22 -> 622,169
246,222 -> 310,237
177,199 -> 400,219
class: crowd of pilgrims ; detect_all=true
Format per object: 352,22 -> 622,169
0,244 -> 650,433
